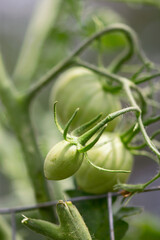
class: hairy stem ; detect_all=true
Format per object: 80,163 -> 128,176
0,54 -> 55,221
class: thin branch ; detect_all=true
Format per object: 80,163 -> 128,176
26,23 -> 146,103
78,106 -> 138,146
127,129 -> 160,151
135,72 -> 160,84
1,187 -> 160,214
131,63 -> 147,80
122,115 -> 160,144
124,84 -> 160,159
74,59 -> 127,85
131,150 -> 159,163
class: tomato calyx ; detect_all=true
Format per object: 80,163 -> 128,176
54,101 -> 107,152
44,102 -> 133,181
52,102 -> 131,174
100,77 -> 122,93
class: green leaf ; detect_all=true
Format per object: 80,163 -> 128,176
114,219 -> 129,240
67,189 -> 128,240
123,213 -> 160,240
115,206 -> 142,220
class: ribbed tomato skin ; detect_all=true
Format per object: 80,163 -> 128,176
75,133 -> 133,194
44,140 -> 84,180
51,67 -> 121,131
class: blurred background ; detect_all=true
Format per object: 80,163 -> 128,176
0,0 -> 160,239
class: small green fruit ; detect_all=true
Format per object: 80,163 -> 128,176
75,133 -> 133,194
44,140 -> 84,180
51,67 -> 121,132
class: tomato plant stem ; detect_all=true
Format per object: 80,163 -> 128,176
78,107 -> 138,146
0,55 -> 56,221
73,58 -> 160,192
25,23 -> 148,103
135,72 -> 160,84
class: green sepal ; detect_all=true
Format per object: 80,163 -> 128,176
79,106 -> 137,145
53,101 -> 64,134
72,113 -> 102,136
78,125 -> 107,153
63,108 -> 79,140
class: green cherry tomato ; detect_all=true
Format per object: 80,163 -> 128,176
75,133 -> 133,194
51,67 -> 121,132
44,140 -> 84,180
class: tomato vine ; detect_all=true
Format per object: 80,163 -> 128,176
1,8 -> 160,226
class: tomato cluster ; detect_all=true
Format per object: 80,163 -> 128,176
45,67 -> 133,194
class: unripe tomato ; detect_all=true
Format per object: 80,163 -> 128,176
44,140 -> 84,180
51,67 -> 121,131
75,133 -> 133,194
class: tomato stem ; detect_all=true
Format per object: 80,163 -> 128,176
72,113 -> 102,136
78,125 -> 107,152
84,152 -> 131,173
78,107 -> 138,146
25,23 -> 148,103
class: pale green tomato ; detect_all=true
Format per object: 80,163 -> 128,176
75,133 -> 133,194
44,140 -> 84,180
51,67 -> 121,131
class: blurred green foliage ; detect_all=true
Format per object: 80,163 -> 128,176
0,0 -> 160,239
124,213 -> 160,240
